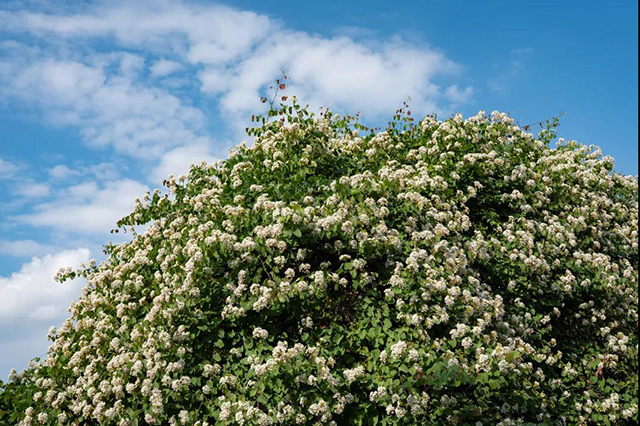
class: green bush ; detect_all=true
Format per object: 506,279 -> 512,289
2,98 -> 637,425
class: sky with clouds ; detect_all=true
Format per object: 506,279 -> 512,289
0,0 -> 637,377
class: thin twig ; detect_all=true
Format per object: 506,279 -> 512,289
269,71 -> 288,110
521,111 -> 564,131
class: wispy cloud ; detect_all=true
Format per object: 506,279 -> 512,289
0,239 -> 57,257
1,53 -> 210,159
15,179 -> 149,234
14,182 -> 50,199
0,157 -> 23,179
47,162 -> 122,181
445,84 -> 474,106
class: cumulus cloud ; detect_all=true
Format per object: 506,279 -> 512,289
16,179 -> 149,234
0,248 -> 90,376
0,248 -> 90,325
48,164 -> 81,180
203,34 -> 457,121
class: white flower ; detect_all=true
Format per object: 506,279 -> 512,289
252,327 -> 269,339
343,366 -> 365,383
390,341 -> 408,358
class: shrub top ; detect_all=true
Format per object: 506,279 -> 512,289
3,99 -> 638,426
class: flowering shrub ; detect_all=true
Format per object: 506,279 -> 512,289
1,98 -> 638,425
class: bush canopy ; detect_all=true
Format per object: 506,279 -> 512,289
2,97 -> 638,426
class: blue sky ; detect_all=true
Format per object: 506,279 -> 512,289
0,0 -> 637,377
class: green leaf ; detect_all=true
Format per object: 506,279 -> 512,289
505,351 -> 519,362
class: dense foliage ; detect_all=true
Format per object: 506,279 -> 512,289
1,98 -> 638,425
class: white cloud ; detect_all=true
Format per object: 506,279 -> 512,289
65,181 -> 99,198
0,247 -> 91,376
16,179 -> 149,234
84,162 -> 121,180
48,164 -> 81,180
49,163 -> 123,182
151,143 -> 218,183
16,182 -> 51,198
0,248 -> 90,325
0,2 -> 269,111
0,240 -> 56,257
150,58 -> 183,77
0,157 -> 22,179
445,85 -> 474,105
118,52 -> 145,77
1,55 -> 209,158
201,34 -> 458,121
0,1 -> 272,61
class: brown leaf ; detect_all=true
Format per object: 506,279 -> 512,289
279,83 -> 286,90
